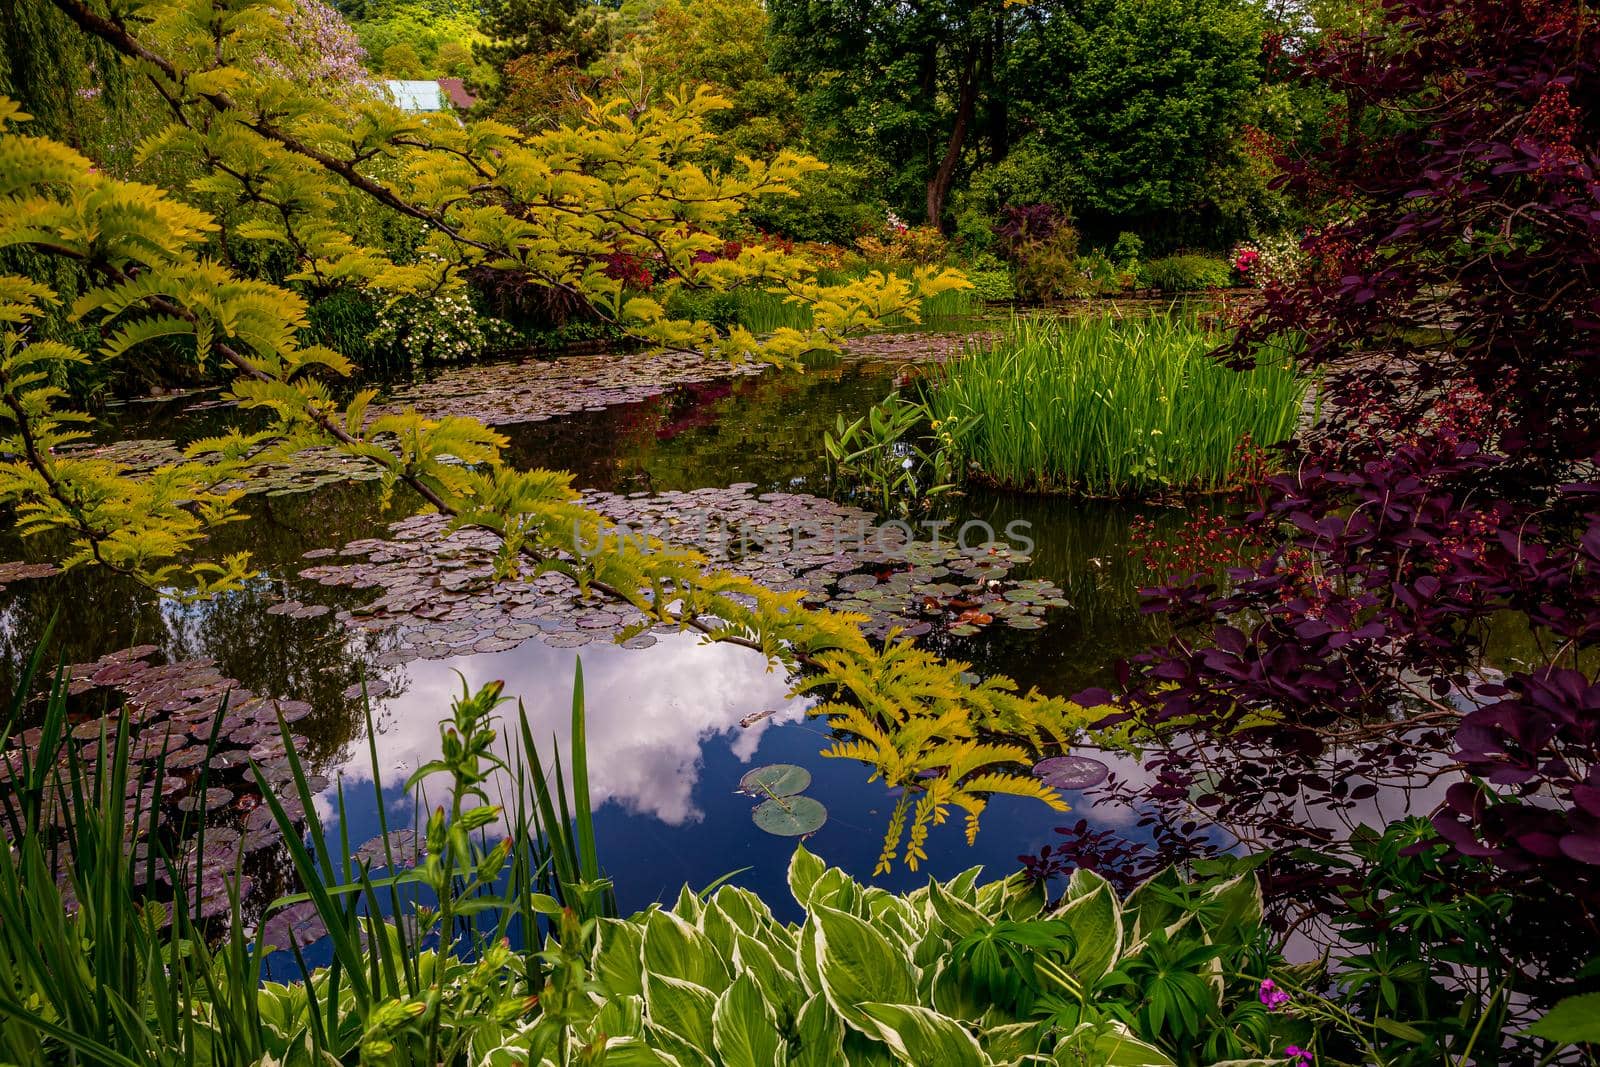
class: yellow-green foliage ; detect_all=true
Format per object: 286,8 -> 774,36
0,0 -> 1088,868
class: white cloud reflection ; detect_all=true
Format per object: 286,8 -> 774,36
327,633 -> 811,827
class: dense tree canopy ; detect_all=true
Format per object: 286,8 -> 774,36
1004,0 -> 1264,236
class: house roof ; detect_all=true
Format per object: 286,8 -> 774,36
384,80 -> 444,112
438,77 -> 477,110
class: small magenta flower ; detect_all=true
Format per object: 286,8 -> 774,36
1284,1045 -> 1312,1067
1258,979 -> 1291,1012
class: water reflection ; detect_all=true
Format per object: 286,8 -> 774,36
335,634 -> 809,828
1,347 -> 1202,906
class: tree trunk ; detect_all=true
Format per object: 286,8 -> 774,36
926,53 -> 978,230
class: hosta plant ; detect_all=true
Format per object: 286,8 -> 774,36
475,846 -> 1304,1067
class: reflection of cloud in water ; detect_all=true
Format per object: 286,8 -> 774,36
329,633 -> 810,827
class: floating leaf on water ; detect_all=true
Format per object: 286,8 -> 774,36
738,763 -> 811,797
752,795 -> 827,836
1032,755 -> 1110,791
177,787 -> 235,814
354,828 -> 424,870
257,900 -> 328,951
738,709 -> 777,728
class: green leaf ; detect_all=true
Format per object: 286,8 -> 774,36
1530,993 -> 1600,1044
791,994 -> 846,1067
739,763 -> 812,797
788,844 -> 826,907
595,994 -> 646,1041
1054,1022 -> 1178,1066
754,795 -> 827,836
643,907 -> 730,992
1374,1017 -> 1429,1043
596,1036 -> 683,1066
712,973 -> 785,1067
924,877 -> 987,940
1059,883 -> 1123,983
594,917 -> 645,997
733,930 -> 803,1022
811,902 -> 918,1034
1199,872 -> 1263,943
859,1003 -> 983,1067
644,972 -> 717,1052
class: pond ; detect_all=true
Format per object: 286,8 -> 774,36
0,327 -> 1205,928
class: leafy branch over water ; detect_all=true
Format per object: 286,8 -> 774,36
0,26 -> 1088,866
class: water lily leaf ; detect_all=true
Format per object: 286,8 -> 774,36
739,764 -> 811,797
1033,755 -> 1110,790
753,796 -> 827,836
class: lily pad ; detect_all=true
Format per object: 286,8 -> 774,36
1032,755 -> 1110,791
738,763 -> 811,798
752,795 -> 828,837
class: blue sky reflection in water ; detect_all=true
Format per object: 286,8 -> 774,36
315,631 -> 1155,931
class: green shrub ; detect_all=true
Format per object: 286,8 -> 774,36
1073,251 -> 1126,296
963,266 -> 1015,301
1136,254 -> 1232,292
1111,231 -> 1145,267
926,313 -> 1307,495
305,287 -> 378,367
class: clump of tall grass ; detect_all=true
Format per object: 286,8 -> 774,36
925,313 -> 1307,496
0,645 -> 610,1066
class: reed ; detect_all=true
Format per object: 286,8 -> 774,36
925,313 -> 1307,496
0,646 -> 610,1065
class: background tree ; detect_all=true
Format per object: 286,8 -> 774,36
1000,0 -> 1265,245
768,0 -> 1019,228
475,0 -> 608,103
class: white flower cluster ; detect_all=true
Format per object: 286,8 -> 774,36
1251,233 -> 1311,290
367,290 -> 511,369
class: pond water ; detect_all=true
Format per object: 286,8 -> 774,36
0,330 -> 1201,925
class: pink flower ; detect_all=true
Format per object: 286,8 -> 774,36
1285,1045 -> 1313,1067
1258,979 -> 1291,1012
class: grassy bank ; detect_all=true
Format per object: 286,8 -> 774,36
925,314 -> 1307,496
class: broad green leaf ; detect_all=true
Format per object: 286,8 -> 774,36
1199,873 -> 1263,943
674,883 -> 704,924
859,1003 -> 983,1067
791,993 -> 846,1067
925,876 -> 987,940
986,1020 -> 1050,1061
929,957 -> 988,1022
712,973 -> 785,1067
796,912 -> 824,1000
1054,1022 -> 1177,1067
1003,875 -> 1048,921
739,763 -> 812,797
1530,993 -> 1600,1044
701,900 -> 741,964
597,1036 -> 683,1066
1126,868 -> 1185,944
594,918 -> 645,997
643,1020 -> 714,1067
595,994 -> 646,1040
644,973 -> 717,1052
945,867 -> 983,903
1059,883 -> 1123,984
734,930 -> 803,1022
644,907 -> 730,992
1065,866 -> 1115,903
712,885 -> 772,936
811,902 -> 918,1033
788,844 -> 825,907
